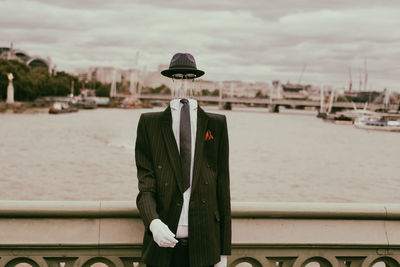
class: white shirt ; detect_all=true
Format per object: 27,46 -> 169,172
170,98 -> 197,238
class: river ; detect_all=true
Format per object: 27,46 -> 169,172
0,106 -> 399,203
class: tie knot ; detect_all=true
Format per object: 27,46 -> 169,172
180,98 -> 189,105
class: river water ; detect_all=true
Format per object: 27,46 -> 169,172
0,106 -> 399,203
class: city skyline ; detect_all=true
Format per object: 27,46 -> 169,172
1,0 -> 400,91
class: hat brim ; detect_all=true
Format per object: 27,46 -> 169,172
161,68 -> 204,79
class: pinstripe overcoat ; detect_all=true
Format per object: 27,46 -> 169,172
135,105 -> 231,267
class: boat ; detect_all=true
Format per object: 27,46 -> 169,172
49,102 -> 78,114
338,109 -> 377,121
77,98 -> 97,109
354,115 -> 400,132
281,83 -> 310,100
121,95 -> 139,108
317,89 -> 378,125
322,108 -> 378,125
322,113 -> 353,125
317,88 -> 353,124
343,90 -> 382,103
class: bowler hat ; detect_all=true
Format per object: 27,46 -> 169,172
161,53 -> 204,78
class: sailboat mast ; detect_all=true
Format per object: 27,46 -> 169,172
384,88 -> 390,110
71,80 -> 74,96
348,67 -> 352,92
110,69 -> 117,98
364,57 -> 368,91
320,85 -> 324,113
328,89 -> 335,114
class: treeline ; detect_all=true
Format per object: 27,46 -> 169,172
0,59 -> 83,101
0,59 -> 118,101
141,84 -> 171,95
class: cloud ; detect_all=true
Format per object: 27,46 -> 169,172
1,0 -> 400,90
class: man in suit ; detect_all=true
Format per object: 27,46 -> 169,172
135,53 -> 231,267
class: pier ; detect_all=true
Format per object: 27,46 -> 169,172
0,201 -> 399,267
132,94 -> 398,112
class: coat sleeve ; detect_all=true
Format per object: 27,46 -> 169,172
217,115 -> 232,255
135,114 -> 159,229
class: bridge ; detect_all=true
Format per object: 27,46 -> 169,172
0,200 -> 399,267
128,94 -> 397,112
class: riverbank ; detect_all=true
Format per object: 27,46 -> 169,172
0,99 -> 155,114
0,101 -> 50,114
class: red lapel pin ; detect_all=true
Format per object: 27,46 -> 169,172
205,129 -> 214,141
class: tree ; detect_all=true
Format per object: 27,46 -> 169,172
95,83 -> 111,97
0,58 -> 140,101
0,59 -> 33,101
0,59 -> 85,101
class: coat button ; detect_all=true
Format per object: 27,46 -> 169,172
165,182 -> 169,186
157,165 -> 162,169
202,199 -> 206,204
204,181 -> 209,185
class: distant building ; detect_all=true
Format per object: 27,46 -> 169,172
193,79 -> 270,98
76,67 -> 140,84
77,65 -> 172,92
216,81 -> 270,98
270,81 -> 324,101
0,44 -> 51,72
141,65 -> 172,89
76,64 -> 272,98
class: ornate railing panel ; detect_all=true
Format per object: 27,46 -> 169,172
0,201 -> 399,267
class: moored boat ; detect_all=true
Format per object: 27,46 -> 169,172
320,112 -> 353,125
49,102 -> 78,114
77,98 -> 97,109
281,83 -> 310,100
325,113 -> 353,125
354,115 -> 400,132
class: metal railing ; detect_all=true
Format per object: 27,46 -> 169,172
0,201 -> 399,267
133,94 -> 398,111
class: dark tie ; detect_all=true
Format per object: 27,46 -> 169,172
180,98 -> 191,191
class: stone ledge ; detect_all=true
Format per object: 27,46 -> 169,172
0,201 -> 399,219
0,201 -> 399,247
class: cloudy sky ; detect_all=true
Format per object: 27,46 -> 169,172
1,0 -> 400,91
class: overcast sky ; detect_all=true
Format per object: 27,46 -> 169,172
1,0 -> 400,91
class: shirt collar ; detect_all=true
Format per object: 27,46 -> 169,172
170,98 -> 198,111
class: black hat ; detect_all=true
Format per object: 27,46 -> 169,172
161,53 -> 204,78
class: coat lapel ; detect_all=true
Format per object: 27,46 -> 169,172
191,106 -> 209,193
161,106 -> 183,193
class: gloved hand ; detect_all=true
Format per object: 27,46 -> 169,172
149,219 -> 178,248
214,255 -> 227,267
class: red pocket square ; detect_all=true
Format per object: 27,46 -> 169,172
205,129 -> 214,141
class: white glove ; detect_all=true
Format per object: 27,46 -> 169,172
214,255 -> 227,267
149,219 -> 178,248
